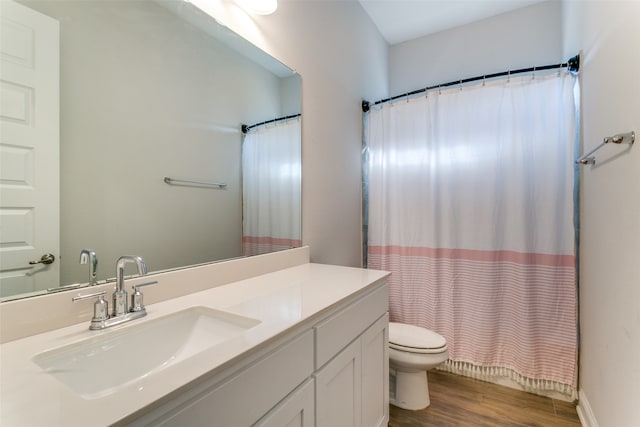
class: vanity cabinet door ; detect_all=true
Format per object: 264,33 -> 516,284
314,338 -> 362,427
361,314 -> 389,427
253,378 -> 315,427
314,313 -> 389,427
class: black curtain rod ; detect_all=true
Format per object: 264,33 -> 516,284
362,54 -> 580,112
241,113 -> 301,134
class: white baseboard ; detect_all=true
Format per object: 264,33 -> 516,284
576,389 -> 598,427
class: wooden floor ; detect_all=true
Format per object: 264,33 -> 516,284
388,371 -> 581,427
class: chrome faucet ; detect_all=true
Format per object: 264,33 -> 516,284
72,255 -> 158,330
113,255 -> 147,317
79,249 -> 98,286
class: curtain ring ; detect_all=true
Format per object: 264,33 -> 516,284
532,66 -> 536,80
438,84 -> 442,95
507,70 -> 511,83
459,79 -> 462,91
482,75 -> 486,86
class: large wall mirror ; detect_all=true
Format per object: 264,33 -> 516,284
0,0 -> 302,301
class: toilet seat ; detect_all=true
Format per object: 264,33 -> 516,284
389,322 -> 447,354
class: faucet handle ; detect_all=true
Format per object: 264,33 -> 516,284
72,290 -> 105,301
72,291 -> 109,323
130,281 -> 158,312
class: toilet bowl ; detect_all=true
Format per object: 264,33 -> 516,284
388,322 -> 448,410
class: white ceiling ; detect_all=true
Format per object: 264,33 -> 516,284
358,0 -> 548,45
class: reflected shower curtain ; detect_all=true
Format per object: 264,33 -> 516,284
242,117 -> 301,256
366,73 -> 579,396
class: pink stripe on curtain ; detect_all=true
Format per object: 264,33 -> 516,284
243,236 -> 302,256
368,245 -> 577,388
368,245 -> 575,268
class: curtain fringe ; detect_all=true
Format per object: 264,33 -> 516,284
439,360 -> 577,401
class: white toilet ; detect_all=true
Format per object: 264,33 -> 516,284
388,322 -> 449,410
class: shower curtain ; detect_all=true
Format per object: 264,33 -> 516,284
366,72 -> 579,397
242,117 -> 302,256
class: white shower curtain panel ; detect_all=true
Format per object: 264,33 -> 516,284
366,73 -> 578,396
242,118 -> 301,256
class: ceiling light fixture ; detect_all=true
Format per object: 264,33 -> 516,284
236,0 -> 278,15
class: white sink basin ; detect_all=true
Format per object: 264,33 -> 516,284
32,306 -> 261,399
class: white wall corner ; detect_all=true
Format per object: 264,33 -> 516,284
577,389 -> 598,427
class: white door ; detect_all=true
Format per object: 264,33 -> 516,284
0,0 -> 59,297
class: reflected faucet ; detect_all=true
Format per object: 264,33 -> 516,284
79,249 -> 98,286
113,255 -> 147,317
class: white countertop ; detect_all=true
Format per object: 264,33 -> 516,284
0,263 -> 389,426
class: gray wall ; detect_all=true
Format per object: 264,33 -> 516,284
563,1 -> 640,426
389,1 -> 563,94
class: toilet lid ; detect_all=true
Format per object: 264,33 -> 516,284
389,322 -> 447,353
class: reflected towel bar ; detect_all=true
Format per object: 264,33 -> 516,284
576,131 -> 635,165
163,177 -> 227,189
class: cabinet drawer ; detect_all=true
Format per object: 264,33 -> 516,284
314,283 -> 388,369
156,330 -> 314,427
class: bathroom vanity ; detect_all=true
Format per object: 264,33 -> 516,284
0,250 -> 390,426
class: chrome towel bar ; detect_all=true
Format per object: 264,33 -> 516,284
576,131 -> 635,165
163,176 -> 227,189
